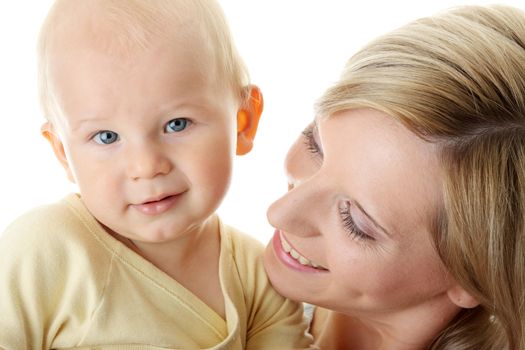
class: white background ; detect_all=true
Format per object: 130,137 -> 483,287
1,0 -> 523,242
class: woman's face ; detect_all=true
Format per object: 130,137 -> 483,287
264,108 -> 456,317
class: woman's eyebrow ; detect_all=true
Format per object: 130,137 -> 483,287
352,200 -> 394,238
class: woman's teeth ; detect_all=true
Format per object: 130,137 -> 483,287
280,233 -> 327,270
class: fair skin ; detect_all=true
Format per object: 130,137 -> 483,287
264,108 -> 477,349
41,13 -> 261,319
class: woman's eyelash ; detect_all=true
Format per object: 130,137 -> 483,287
339,203 -> 373,241
302,125 -> 323,155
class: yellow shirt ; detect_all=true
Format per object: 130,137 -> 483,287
0,194 -> 313,349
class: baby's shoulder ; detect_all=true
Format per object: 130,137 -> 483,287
218,221 -> 268,292
2,196 -> 84,247
221,222 -> 264,261
0,194 -> 107,265
0,196 -> 114,331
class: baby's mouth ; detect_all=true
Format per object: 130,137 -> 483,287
280,232 -> 328,270
131,193 -> 182,215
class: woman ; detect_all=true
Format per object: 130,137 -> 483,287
263,5 -> 525,349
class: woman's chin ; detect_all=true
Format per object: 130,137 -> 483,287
263,241 -> 323,303
263,244 -> 298,299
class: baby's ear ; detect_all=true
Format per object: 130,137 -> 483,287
41,122 -> 76,183
446,284 -> 480,309
236,85 -> 263,155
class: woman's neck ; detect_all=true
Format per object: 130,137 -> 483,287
312,295 -> 461,350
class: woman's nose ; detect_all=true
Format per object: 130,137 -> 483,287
127,142 -> 172,180
267,177 -> 325,238
267,134 -> 324,237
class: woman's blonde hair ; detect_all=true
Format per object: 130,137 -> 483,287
316,5 -> 525,349
37,0 -> 250,122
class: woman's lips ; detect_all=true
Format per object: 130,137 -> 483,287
131,194 -> 181,215
272,230 -> 329,273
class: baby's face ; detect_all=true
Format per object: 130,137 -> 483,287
48,37 -> 238,242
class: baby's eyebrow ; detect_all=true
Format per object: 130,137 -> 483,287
69,115 -> 110,130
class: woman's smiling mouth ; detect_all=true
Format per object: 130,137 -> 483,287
274,230 -> 329,272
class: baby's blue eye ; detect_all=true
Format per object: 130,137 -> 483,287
165,118 -> 190,133
94,131 -> 119,145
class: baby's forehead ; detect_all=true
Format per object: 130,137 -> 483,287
39,0 -> 247,123
45,0 -> 208,58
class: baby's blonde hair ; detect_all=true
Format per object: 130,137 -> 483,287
37,0 -> 250,122
317,5 -> 525,349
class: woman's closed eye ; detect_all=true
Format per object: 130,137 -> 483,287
339,201 -> 374,242
302,123 -> 323,157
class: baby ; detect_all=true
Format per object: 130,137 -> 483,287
0,0 -> 313,348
